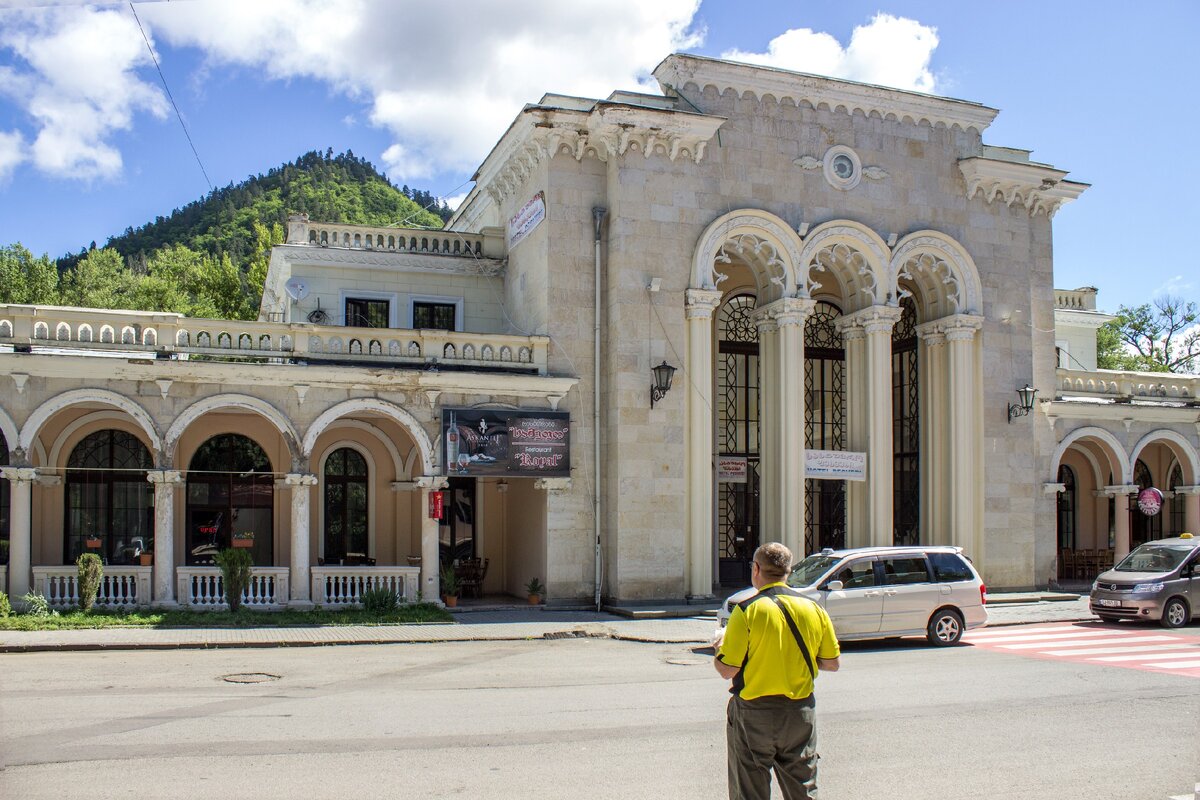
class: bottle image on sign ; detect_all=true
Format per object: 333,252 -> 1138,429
446,411 -> 459,473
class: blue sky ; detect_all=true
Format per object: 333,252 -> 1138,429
0,0 -> 1196,311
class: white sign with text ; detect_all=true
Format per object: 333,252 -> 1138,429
805,449 -> 866,481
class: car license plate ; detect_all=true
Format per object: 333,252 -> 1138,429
1096,598 -> 1121,607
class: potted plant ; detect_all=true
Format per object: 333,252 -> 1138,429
139,550 -> 154,567
440,565 -> 461,608
525,577 -> 545,605
232,530 -> 255,549
214,547 -> 253,612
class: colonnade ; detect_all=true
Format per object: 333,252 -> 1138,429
683,290 -> 987,598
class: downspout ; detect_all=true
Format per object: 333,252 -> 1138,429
592,206 -> 607,612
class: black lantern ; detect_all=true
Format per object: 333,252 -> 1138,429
1007,383 -> 1037,423
650,360 -> 677,408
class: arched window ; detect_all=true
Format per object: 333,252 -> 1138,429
1131,459 -> 1162,546
186,434 -> 273,566
804,301 -> 845,553
1168,463 -> 1185,536
1057,464 -> 1076,551
64,430 -> 153,565
323,447 -> 369,563
0,435 -> 9,566
716,294 -> 760,586
892,296 -> 919,546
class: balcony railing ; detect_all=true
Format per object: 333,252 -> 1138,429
310,566 -> 420,607
302,222 -> 485,257
32,566 -> 151,610
1054,289 -> 1098,311
177,566 -> 290,610
0,305 -> 549,375
1056,367 -> 1200,404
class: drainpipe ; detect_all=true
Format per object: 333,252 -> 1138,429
593,206 -> 607,612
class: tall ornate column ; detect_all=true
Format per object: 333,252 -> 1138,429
943,315 -> 984,557
686,288 -> 722,600
1106,485 -> 1139,561
415,476 -> 449,602
1,466 -> 37,599
147,469 -> 183,606
916,323 -> 948,545
770,297 -> 814,557
842,305 -> 902,547
1174,486 -> 1200,534
754,312 -> 779,545
283,472 -> 318,606
839,321 -> 868,547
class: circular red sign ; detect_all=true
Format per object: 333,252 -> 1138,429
1137,487 -> 1163,516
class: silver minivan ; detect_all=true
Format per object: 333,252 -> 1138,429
1089,534 -> 1200,628
716,546 -> 988,646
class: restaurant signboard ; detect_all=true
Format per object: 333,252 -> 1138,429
805,450 -> 867,481
442,408 -> 570,478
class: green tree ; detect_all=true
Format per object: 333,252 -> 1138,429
0,243 -> 59,304
1097,295 -> 1200,374
59,248 -> 137,309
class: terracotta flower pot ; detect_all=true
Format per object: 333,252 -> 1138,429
443,595 -> 458,608
232,538 -> 254,548
139,553 -> 154,566
527,593 -> 541,605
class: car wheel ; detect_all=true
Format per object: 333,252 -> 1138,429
1160,597 -> 1190,629
927,608 -> 964,646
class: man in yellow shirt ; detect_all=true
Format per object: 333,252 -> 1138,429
715,542 -> 841,800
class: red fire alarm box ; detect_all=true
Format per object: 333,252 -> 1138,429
429,490 -> 445,520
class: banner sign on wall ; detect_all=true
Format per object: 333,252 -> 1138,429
442,408 -> 570,477
507,191 -> 546,250
718,456 -> 748,483
805,450 -> 867,481
428,490 -> 444,520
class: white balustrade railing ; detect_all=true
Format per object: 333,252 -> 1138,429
176,566 -> 290,609
301,221 -> 486,257
1056,367 -> 1200,404
311,566 -> 420,607
0,305 -> 549,375
32,566 -> 151,609
1054,288 -> 1098,311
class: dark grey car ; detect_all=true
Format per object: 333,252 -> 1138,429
1089,534 -> 1200,628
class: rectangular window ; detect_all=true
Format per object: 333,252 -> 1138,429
929,552 -> 974,582
345,298 -> 390,328
880,556 -> 930,585
413,301 -> 457,331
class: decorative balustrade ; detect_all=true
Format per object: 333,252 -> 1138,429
0,305 -> 549,375
176,566 -> 290,609
1054,288 -> 1099,311
1056,367 -> 1200,404
32,566 -> 151,609
301,221 -> 485,257
310,566 -> 420,607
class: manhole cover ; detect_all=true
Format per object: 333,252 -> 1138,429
221,673 -> 281,684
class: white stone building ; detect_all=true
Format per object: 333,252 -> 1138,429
2,54 -> 1198,609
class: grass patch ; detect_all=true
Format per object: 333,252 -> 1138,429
0,603 -> 454,631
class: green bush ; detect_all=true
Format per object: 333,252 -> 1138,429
22,592 -> 55,617
213,548 -> 254,612
76,552 -> 104,612
360,585 -> 399,614
439,565 -> 460,598
0,591 -> 11,618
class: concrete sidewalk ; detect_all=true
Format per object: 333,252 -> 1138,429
0,592 -> 1094,653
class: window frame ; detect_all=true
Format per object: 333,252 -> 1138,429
408,294 -> 463,331
339,290 -> 399,328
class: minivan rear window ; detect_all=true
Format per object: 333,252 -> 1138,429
929,552 -> 974,582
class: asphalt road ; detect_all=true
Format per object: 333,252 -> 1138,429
2,627 -> 1198,800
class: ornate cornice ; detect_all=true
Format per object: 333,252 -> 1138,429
762,297 -> 815,328
654,53 -> 998,134
685,288 -> 724,320
958,157 -> 1088,218
478,102 -> 725,205
840,304 -> 902,335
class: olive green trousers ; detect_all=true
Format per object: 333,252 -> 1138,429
726,694 -> 818,800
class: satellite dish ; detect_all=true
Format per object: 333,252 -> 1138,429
284,278 -> 310,302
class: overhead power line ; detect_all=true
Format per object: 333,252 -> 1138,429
128,1 -> 212,192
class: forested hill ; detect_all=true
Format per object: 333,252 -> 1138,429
59,149 -> 450,274
0,150 -> 452,321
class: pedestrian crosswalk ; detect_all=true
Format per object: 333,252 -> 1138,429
1167,785 -> 1198,800
963,622 -> 1200,678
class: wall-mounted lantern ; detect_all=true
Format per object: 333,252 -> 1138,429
650,361 -> 677,408
1007,384 -> 1037,423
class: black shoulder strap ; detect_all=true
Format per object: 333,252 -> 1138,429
766,589 -> 815,678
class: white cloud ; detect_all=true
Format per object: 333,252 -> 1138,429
0,130 -> 25,181
138,0 -> 703,180
721,13 -> 940,93
0,6 -> 168,179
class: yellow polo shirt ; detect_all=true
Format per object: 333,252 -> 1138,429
717,583 -> 840,701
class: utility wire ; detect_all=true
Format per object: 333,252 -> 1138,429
128,2 -> 212,192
